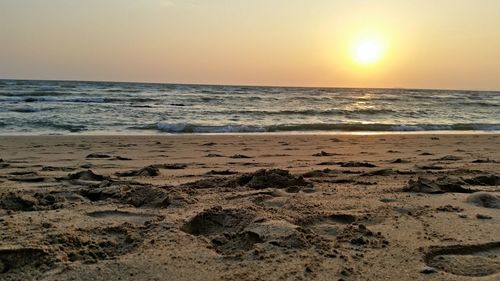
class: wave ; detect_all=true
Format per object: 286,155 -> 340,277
9,107 -> 55,113
147,122 -> 500,133
23,120 -> 87,132
0,91 -> 71,97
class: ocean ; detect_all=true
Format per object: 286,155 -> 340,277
0,79 -> 499,135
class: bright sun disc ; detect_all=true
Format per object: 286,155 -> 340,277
351,37 -> 385,65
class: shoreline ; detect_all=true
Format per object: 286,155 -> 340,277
1,130 -> 500,137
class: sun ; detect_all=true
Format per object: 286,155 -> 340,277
351,36 -> 386,66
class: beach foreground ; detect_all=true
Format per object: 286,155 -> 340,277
0,134 -> 499,280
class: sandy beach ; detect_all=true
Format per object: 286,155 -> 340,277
0,133 -> 499,280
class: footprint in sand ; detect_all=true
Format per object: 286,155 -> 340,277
256,196 -> 289,209
299,214 -> 357,237
0,248 -> 54,275
87,210 -> 159,225
425,242 -> 500,277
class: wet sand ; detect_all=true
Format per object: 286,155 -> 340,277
0,134 -> 499,280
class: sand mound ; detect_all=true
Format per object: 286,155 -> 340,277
404,177 -> 473,194
116,166 -> 160,177
183,169 -> 313,192
238,169 -> 312,191
67,170 -> 110,181
0,191 -> 88,212
80,183 -> 172,208
466,193 -> 500,209
425,242 -> 500,277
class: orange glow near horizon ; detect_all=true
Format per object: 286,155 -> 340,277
1,0 -> 500,90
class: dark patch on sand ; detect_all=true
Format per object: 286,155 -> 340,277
151,163 -> 187,170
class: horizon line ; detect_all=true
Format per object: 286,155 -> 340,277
1,77 -> 499,93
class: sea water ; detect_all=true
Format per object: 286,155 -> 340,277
0,79 -> 499,134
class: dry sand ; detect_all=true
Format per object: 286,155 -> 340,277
0,134 -> 499,281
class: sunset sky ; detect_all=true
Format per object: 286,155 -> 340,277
1,0 -> 499,90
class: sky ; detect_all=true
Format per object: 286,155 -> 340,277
1,0 -> 500,90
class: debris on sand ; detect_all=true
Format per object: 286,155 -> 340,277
466,193 -> 500,209
391,158 -> 410,164
312,151 -> 339,157
464,174 -> 500,186
362,169 -> 396,176
230,154 -> 252,159
66,170 -> 110,181
404,177 -> 473,194
151,163 -> 187,170
476,214 -> 493,220
206,170 -> 239,176
436,205 -> 464,212
116,166 -> 160,177
339,161 -> 377,168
